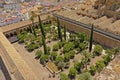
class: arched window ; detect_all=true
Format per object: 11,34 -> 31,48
14,32 -> 17,35
10,33 -> 13,37
5,34 -> 9,38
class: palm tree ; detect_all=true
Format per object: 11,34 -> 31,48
30,16 -> 37,37
89,24 -> 94,52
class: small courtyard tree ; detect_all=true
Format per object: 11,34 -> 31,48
69,67 -> 77,79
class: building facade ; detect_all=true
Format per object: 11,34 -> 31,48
94,0 -> 120,19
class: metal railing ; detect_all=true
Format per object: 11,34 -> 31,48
53,13 -> 120,41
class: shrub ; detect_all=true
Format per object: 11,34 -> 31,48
64,53 -> 70,62
60,73 -> 69,80
55,56 -> 64,65
69,67 -> 77,78
103,54 -> 111,65
79,43 -> 87,51
89,65 -> 96,75
69,50 -> 75,59
94,45 -> 103,56
78,72 -> 92,80
96,60 -> 105,73
53,43 -> 59,51
17,31 -> 27,43
63,42 -> 74,53
35,50 -> 43,59
27,42 -> 39,51
74,62 -> 82,72
50,51 -> 57,60
40,55 -> 49,65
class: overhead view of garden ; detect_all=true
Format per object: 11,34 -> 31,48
16,15 -> 120,80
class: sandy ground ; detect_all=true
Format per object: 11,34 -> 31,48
13,42 -> 59,80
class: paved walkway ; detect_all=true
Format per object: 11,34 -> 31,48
0,30 -> 39,80
13,42 -> 59,80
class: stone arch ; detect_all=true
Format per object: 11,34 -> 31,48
5,34 -> 10,38
13,31 -> 17,35
10,33 -> 13,37
23,28 -> 27,31
19,29 -> 23,33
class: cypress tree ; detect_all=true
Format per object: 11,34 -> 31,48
30,16 -> 37,37
64,26 -> 67,40
57,18 -> 62,41
89,24 -> 94,52
42,35 -> 47,54
38,15 -> 45,38
38,15 -> 47,54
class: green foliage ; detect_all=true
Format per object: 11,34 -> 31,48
112,47 -> 120,55
27,42 -> 39,51
69,50 -> 75,59
64,53 -> 70,62
63,42 -> 74,53
79,43 -> 87,51
77,32 -> 89,43
60,73 -> 69,80
53,43 -> 59,51
105,49 -> 114,56
40,55 -> 49,65
42,35 -> 47,54
58,40 -> 66,49
82,51 -> 91,61
69,33 -> 76,41
47,46 -> 51,54
55,56 -> 64,65
94,45 -> 103,56
35,50 -> 43,59
50,51 -> 57,60
89,65 -> 96,75
74,62 -> 82,72
64,26 -> 67,40
17,31 -> 27,43
89,25 -> 93,52
57,18 -> 62,41
78,72 -> 92,80
38,15 -> 45,38
96,60 -> 105,73
30,16 -> 37,37
103,54 -> 111,65
69,67 -> 77,78
57,62 -> 64,70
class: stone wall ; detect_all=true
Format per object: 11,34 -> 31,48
0,30 -> 39,80
59,18 -> 120,48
